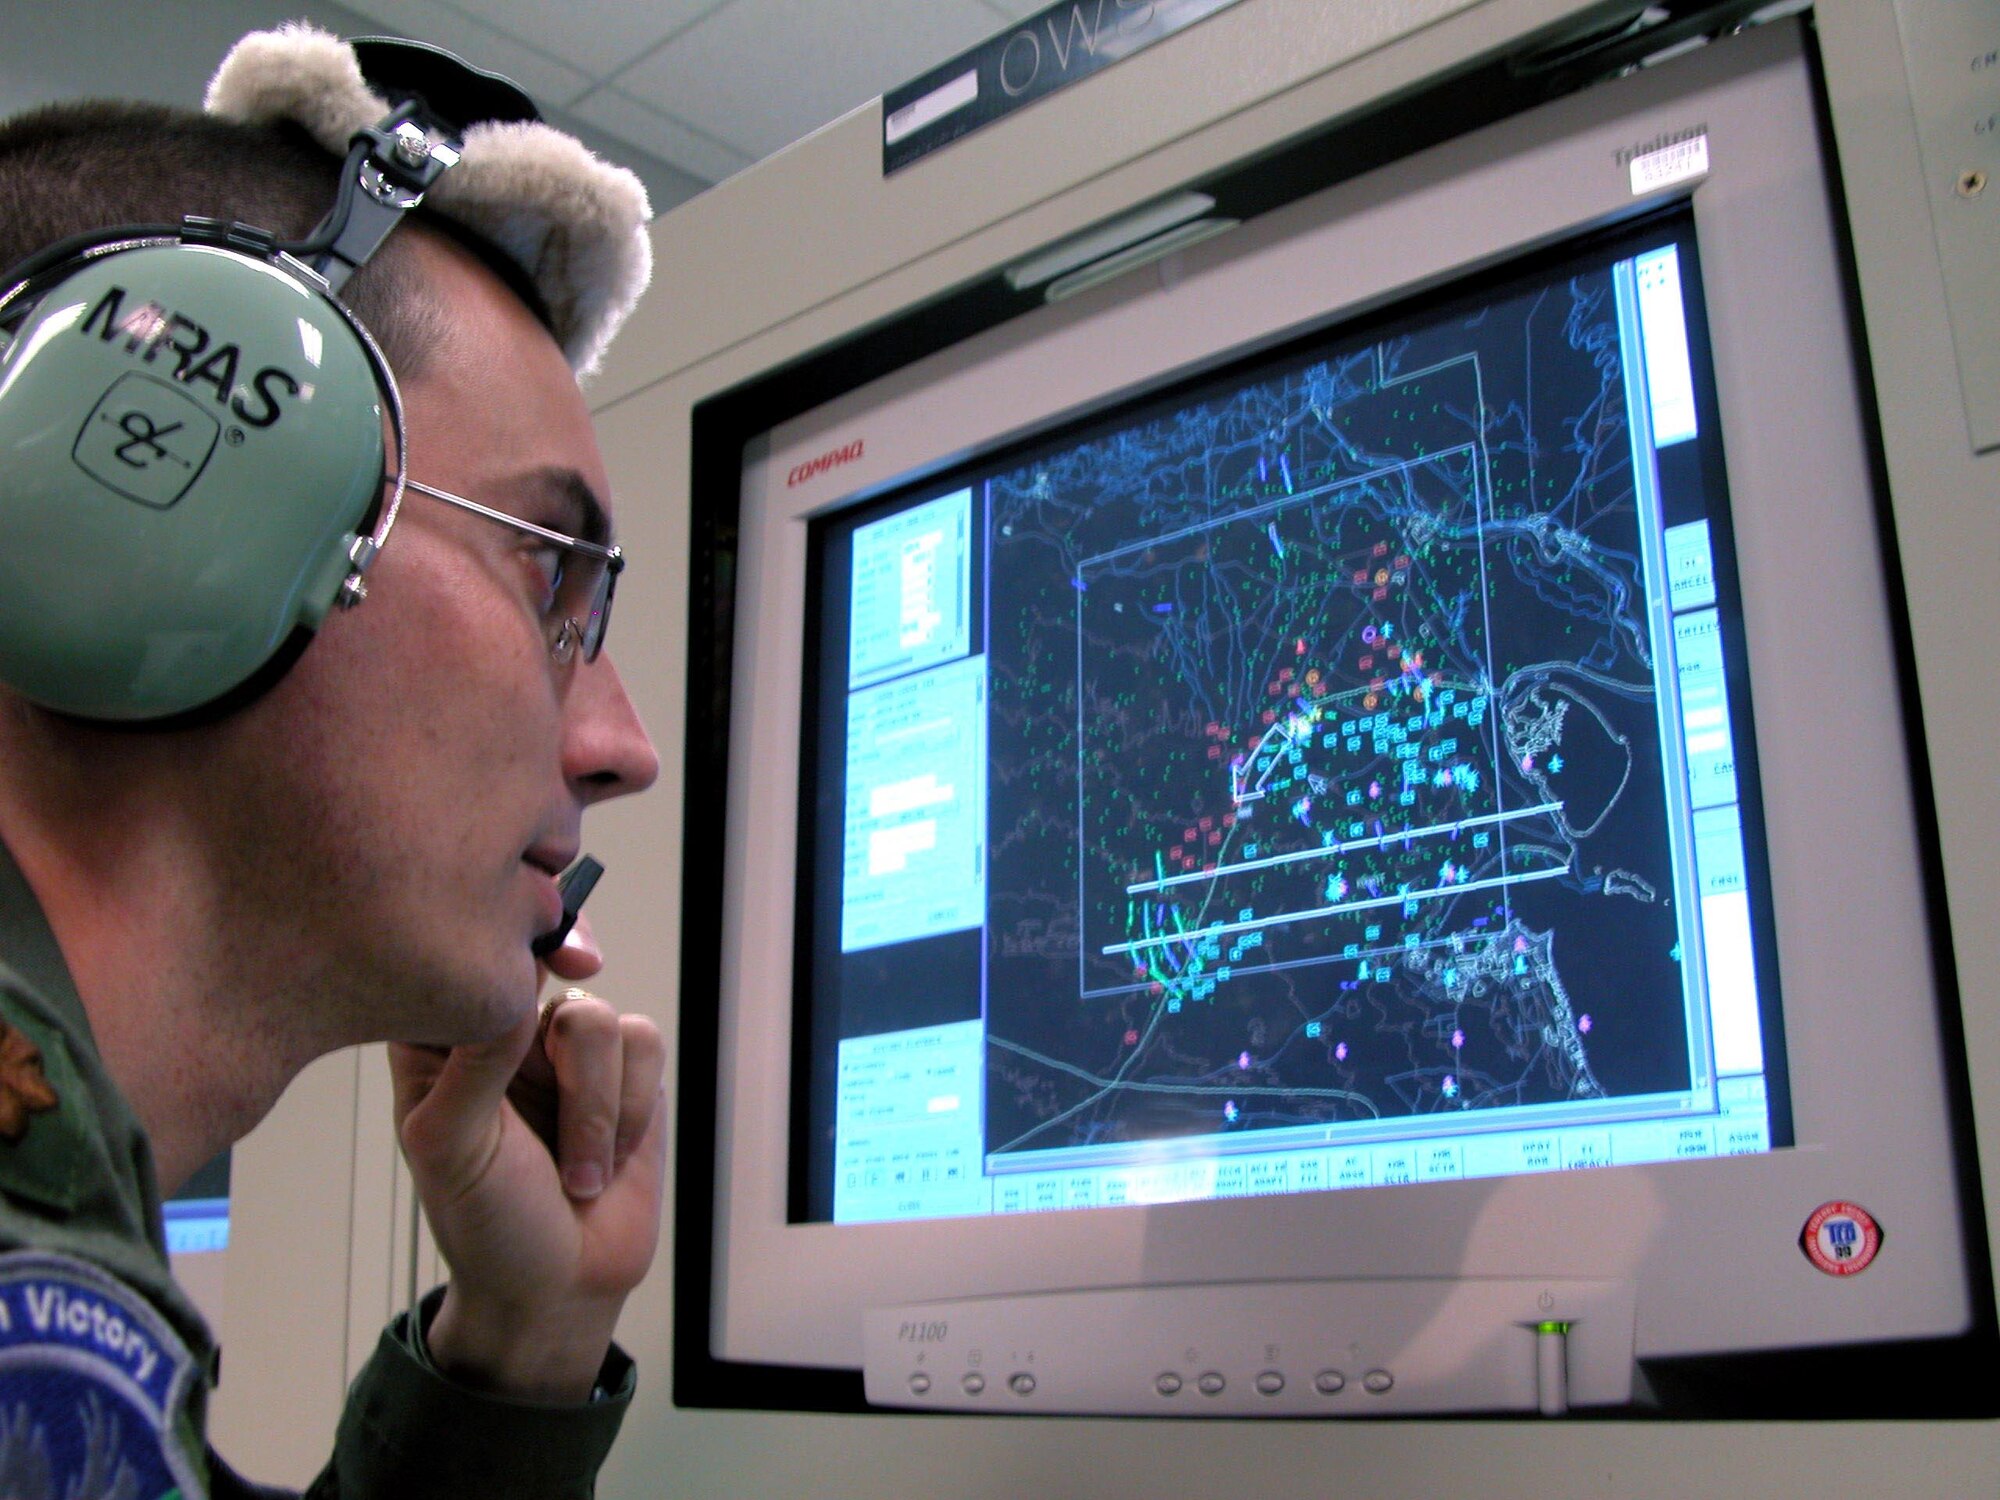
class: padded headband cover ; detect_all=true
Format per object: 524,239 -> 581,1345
205,24 -> 653,378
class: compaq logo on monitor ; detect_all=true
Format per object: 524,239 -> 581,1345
787,439 -> 865,488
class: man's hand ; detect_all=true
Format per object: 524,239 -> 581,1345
387,922 -> 667,1403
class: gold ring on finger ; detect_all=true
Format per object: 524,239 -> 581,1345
537,986 -> 596,1045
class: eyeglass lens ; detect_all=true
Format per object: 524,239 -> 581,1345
551,550 -> 618,663
391,477 -> 621,664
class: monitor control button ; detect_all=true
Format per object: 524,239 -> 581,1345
1255,1370 -> 1285,1396
908,1372 -> 932,1396
1363,1369 -> 1395,1394
1314,1370 -> 1346,1395
1197,1371 -> 1227,1396
1156,1372 -> 1183,1396
962,1372 -> 985,1396
1009,1372 -> 1037,1396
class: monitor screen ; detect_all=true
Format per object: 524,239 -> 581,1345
685,19 -> 1984,1417
799,209 -> 1788,1231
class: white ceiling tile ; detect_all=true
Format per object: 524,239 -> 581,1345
571,87 -> 756,185
335,0 -> 595,107
977,0 -> 1052,21
612,0 -> 1005,160
440,0 -> 724,83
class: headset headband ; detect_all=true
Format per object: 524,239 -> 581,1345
293,37 -> 538,294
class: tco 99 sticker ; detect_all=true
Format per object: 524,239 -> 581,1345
1801,1200 -> 1882,1276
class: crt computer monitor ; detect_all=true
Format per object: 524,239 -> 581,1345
679,19 -> 1987,1417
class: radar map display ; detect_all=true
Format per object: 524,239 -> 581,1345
982,256 -> 1698,1159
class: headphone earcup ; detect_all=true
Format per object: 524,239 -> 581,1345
0,242 -> 386,722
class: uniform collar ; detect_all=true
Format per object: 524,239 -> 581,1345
0,836 -> 92,1038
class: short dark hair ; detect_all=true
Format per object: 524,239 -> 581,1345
0,99 -> 547,378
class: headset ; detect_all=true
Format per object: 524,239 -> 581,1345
0,40 -> 537,725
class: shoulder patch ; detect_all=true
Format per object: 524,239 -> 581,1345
0,1251 -> 202,1499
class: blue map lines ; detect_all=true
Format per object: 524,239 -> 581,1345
981,257 -> 1699,1167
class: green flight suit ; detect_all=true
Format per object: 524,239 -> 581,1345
0,841 -> 633,1499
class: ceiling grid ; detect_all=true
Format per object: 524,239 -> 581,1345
341,0 -> 1048,189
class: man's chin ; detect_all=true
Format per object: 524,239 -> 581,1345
399,956 -> 540,1049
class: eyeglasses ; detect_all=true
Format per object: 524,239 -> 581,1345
404,478 -> 623,664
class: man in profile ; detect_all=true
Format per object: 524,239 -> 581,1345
0,24 -> 666,1498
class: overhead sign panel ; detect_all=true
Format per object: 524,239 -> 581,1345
883,0 -> 1245,174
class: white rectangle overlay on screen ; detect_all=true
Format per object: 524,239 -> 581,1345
842,655 -> 988,951
1692,803 -> 1763,1074
849,488 -> 973,689
1665,520 -> 1716,611
835,1021 -> 990,1223
1635,246 -> 1699,447
1673,608 -> 1736,809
